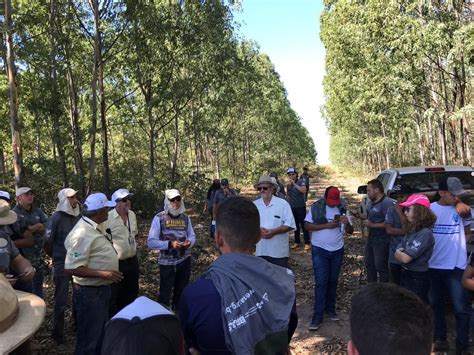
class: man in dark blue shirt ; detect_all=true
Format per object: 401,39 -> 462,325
180,197 -> 298,354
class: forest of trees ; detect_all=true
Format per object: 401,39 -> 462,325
321,0 -> 473,174
1,0 -> 316,212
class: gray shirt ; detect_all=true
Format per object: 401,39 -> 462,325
385,206 -> 403,264
286,178 -> 306,208
46,211 -> 80,277
367,196 -> 394,243
213,188 -> 237,206
0,228 -> 20,274
398,228 -> 434,272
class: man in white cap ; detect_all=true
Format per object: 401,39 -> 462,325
253,175 -> 295,268
108,188 -> 139,316
65,192 -> 123,355
12,187 -> 48,298
147,189 -> 195,310
45,188 -> 80,347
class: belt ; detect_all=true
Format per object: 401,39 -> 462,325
72,283 -> 107,290
119,255 -> 137,262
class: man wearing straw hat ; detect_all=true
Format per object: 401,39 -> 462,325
253,175 -> 295,268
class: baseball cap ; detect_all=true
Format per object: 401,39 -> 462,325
112,188 -> 134,202
0,191 -> 11,201
326,187 -> 341,205
58,188 -> 78,200
221,179 -> 229,186
15,187 -> 32,197
165,189 -> 181,200
400,194 -> 431,209
438,177 -> 466,196
83,193 -> 116,211
287,168 -> 296,174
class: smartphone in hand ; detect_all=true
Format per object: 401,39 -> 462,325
334,214 -> 341,222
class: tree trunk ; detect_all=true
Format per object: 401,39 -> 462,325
98,55 -> 110,194
414,112 -> 425,165
5,0 -> 24,188
49,0 -> 68,187
171,115 -> 179,185
87,0 -> 100,194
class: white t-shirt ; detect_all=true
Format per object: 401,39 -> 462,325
429,202 -> 471,270
305,206 -> 351,251
254,196 -> 296,258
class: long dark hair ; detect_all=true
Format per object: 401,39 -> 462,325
406,204 -> 437,233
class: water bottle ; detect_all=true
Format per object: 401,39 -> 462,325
340,213 -> 346,234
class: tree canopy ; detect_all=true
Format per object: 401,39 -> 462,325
1,0 -> 316,213
321,0 -> 472,174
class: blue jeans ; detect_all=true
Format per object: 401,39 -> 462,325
159,257 -> 191,310
292,206 -> 309,245
429,268 -> 470,350
311,246 -> 344,323
73,284 -> 111,355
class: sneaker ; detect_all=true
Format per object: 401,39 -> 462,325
327,313 -> 340,321
290,243 -> 300,250
433,338 -> 449,351
304,244 -> 311,252
308,321 -> 320,331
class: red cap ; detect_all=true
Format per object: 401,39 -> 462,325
326,187 -> 341,205
399,194 -> 430,209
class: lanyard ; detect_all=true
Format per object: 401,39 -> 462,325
82,217 -> 117,253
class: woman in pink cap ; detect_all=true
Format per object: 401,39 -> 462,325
395,194 -> 437,303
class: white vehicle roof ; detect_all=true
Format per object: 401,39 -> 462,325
380,165 -> 473,175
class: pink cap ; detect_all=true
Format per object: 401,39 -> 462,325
399,194 -> 430,209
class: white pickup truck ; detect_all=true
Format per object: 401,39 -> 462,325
357,165 -> 474,236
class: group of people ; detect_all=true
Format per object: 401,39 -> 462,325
0,168 -> 472,355
355,176 -> 473,354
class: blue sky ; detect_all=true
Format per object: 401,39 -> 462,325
234,0 -> 329,164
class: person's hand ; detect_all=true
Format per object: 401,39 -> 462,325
35,223 -> 46,233
456,202 -> 472,219
341,216 -> 349,225
170,240 -> 182,249
260,227 -> 273,239
20,266 -> 36,282
327,220 -> 340,229
182,240 -> 192,248
362,219 -> 372,228
100,270 -> 123,283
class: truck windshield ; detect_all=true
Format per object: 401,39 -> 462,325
396,171 -> 474,192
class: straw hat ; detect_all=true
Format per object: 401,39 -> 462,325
0,274 -> 46,353
0,200 -> 17,225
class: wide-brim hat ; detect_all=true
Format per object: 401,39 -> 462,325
254,175 -> 278,190
0,275 -> 46,354
0,200 -> 17,225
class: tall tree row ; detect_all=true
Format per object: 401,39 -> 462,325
321,0 -> 473,174
0,0 -> 315,211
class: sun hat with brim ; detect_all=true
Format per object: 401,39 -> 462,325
0,191 -> 11,201
0,274 -> 46,354
165,189 -> 181,200
439,177 -> 466,196
0,200 -> 17,225
326,187 -> 341,205
15,187 -> 32,197
84,193 -> 116,211
399,194 -> 431,209
111,188 -> 134,202
254,175 -> 278,190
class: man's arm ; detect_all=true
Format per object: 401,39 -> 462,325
462,265 -> 474,291
305,220 -> 339,232
147,216 -> 169,250
65,265 -> 123,283
261,225 -> 293,239
10,254 -> 35,282
363,219 -> 386,229
394,249 -> 413,264
465,226 -> 471,243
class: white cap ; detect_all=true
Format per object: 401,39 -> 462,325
0,191 -> 11,201
15,187 -> 32,197
111,188 -> 134,202
165,189 -> 181,200
287,167 -> 296,174
58,188 -> 78,200
84,193 -> 116,211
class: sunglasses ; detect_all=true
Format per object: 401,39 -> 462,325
120,197 -> 131,203
169,196 -> 182,202
258,186 -> 270,191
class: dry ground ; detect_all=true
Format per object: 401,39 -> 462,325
30,167 -> 469,354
